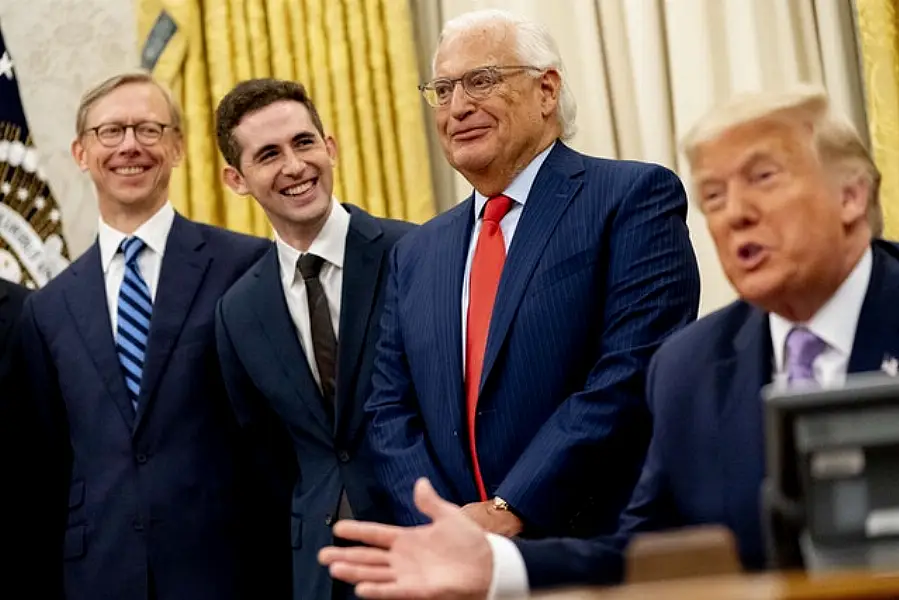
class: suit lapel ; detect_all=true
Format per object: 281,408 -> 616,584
336,207 -> 385,442
715,306 -> 771,543
849,243 -> 899,373
134,216 -> 211,431
480,144 -> 584,392
64,244 -> 135,429
434,201 -> 475,480
252,249 -> 333,436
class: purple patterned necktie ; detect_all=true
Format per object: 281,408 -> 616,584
785,327 -> 828,385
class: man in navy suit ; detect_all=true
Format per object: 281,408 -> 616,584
321,87 -> 890,597
213,79 -> 415,600
365,4 -> 699,556
17,72 -> 276,599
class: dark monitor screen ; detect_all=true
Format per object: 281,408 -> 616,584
762,374 -> 899,569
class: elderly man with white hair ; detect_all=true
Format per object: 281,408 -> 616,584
319,83 -> 896,598
338,5 -> 700,596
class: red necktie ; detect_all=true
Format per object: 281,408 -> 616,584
465,194 -> 513,500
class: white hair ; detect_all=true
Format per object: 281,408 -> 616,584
682,85 -> 883,236
434,9 -> 578,140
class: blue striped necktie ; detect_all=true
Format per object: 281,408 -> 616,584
116,236 -> 153,412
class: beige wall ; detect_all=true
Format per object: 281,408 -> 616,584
0,0 -> 138,257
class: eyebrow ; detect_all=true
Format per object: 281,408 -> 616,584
250,131 -> 318,162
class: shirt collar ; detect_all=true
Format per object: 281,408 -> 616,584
98,201 -> 175,274
473,141 -> 555,219
275,198 -> 350,286
770,246 -> 873,370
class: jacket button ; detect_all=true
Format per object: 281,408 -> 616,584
132,519 -> 144,532
136,454 -> 148,465
337,450 -> 350,463
324,514 -> 334,526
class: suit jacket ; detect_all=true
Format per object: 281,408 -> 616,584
513,240 -> 899,589
216,205 -> 415,600
0,278 -> 32,586
18,215 -> 273,600
366,142 -> 701,537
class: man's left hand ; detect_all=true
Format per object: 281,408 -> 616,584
460,501 -> 523,537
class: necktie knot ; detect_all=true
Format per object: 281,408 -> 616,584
298,253 -> 326,280
785,327 -> 828,385
119,237 -> 146,266
483,195 -> 513,224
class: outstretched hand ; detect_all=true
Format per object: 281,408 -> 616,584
318,478 -> 493,599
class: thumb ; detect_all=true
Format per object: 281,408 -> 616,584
413,478 -> 458,522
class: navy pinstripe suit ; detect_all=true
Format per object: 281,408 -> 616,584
366,142 -> 701,538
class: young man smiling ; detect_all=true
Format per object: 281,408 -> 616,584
17,72 -> 274,599
214,78 -> 415,600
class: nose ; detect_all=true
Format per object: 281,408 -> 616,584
449,82 -> 475,121
282,149 -> 305,175
117,128 -> 140,153
723,186 -> 759,230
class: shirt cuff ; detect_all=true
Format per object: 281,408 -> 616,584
486,533 -> 530,599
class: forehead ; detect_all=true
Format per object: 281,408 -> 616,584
234,100 -> 318,149
85,82 -> 170,126
690,117 -> 814,180
434,26 -> 518,77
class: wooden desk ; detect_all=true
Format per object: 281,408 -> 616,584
533,571 -> 899,599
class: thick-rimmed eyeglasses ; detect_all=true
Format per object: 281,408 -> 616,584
84,121 -> 173,147
418,65 -> 544,108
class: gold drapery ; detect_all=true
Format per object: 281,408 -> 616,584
136,0 -> 436,237
856,0 -> 899,239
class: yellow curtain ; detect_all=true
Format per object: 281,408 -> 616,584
136,0 -> 436,237
856,0 -> 899,239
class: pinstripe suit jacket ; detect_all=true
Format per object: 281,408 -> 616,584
366,142 -> 701,537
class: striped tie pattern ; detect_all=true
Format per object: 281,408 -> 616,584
116,237 -> 152,412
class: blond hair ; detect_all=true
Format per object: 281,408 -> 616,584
682,85 -> 882,236
75,71 -> 183,136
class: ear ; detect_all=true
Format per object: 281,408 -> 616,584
324,135 -> 338,166
223,165 -> 250,195
171,131 -> 185,167
71,138 -> 88,172
839,172 -> 870,228
539,69 -> 562,119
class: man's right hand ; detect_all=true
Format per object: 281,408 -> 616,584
318,478 -> 494,599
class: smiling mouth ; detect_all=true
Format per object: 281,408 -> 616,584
112,166 -> 149,176
281,178 -> 317,197
452,127 -> 490,141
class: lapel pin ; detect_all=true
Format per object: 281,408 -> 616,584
881,356 -> 898,377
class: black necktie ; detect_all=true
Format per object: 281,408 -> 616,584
297,254 -> 337,417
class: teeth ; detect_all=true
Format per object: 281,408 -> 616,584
283,180 -> 315,196
114,166 -> 147,175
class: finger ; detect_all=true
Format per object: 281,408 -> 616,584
413,478 -> 460,522
356,582 -> 423,600
328,562 -> 396,585
319,546 -> 391,567
333,520 -> 402,548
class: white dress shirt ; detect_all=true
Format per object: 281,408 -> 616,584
98,201 -> 175,334
769,247 -> 872,388
489,247 -> 874,599
461,142 -> 554,371
275,199 -> 350,389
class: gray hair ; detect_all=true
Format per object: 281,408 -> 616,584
434,9 -> 577,140
682,85 -> 882,237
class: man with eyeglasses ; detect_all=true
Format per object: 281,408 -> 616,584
16,71 -> 282,599
358,7 -> 699,594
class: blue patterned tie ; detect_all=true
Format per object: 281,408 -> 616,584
116,237 -> 152,412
